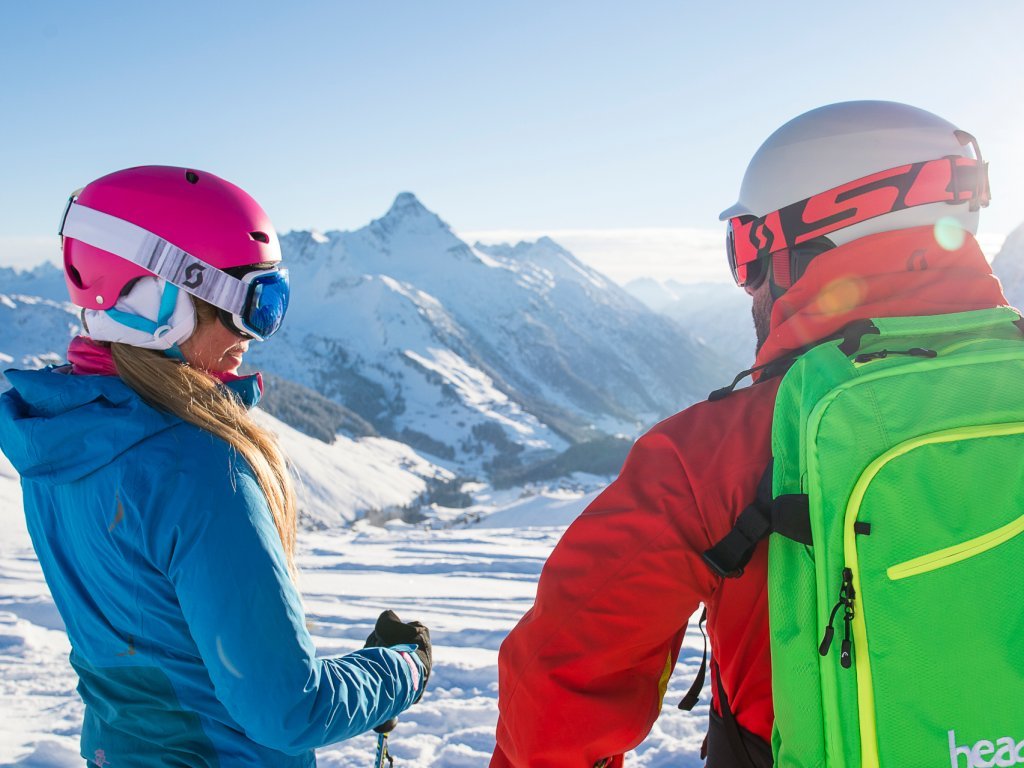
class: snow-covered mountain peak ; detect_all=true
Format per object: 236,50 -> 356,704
371,192 -> 451,238
389,190 -> 426,212
474,237 -> 567,260
474,237 -> 612,292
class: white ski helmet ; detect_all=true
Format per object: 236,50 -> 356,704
721,101 -> 990,290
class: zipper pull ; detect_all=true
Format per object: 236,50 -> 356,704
854,347 -> 937,363
840,568 -> 855,668
820,568 -> 855,666
840,614 -> 853,669
819,603 -> 841,656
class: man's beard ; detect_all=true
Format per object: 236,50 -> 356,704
752,284 -> 774,352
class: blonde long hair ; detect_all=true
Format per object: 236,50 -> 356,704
109,300 -> 298,576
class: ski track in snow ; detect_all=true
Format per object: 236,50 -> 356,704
1,488 -> 709,767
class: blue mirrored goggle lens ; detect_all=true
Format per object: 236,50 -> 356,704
242,269 -> 290,339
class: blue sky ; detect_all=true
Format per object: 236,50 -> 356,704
1,1 -> 1022,281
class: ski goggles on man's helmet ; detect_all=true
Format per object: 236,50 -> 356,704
725,150 -> 990,289
60,201 -> 290,340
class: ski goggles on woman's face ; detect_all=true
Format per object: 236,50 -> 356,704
218,267 -> 290,341
60,201 -> 290,341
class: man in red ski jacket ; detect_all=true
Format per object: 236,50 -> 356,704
491,101 -> 1008,767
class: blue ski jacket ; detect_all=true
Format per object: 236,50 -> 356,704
0,365 -> 424,767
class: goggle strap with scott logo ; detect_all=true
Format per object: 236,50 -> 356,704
60,201 -> 249,315
730,153 -> 990,274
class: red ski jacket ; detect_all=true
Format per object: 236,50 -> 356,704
491,227 -> 1010,768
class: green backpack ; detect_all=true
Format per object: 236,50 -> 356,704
704,307 -> 1024,768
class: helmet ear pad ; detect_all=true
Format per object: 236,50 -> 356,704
769,237 -> 835,299
82,276 -> 198,350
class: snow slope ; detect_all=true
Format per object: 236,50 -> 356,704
255,410 -> 454,528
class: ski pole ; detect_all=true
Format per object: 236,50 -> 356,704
372,717 -> 397,768
373,731 -> 394,768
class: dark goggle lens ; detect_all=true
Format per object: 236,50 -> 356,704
242,269 -> 290,339
726,217 -> 766,289
726,222 -> 740,284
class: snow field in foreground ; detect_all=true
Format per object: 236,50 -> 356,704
1,485 -> 710,766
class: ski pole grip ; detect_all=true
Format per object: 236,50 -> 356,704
373,717 -> 399,735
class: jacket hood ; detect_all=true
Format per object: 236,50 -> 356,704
1,340 -> 263,485
0,367 -> 181,484
754,227 -> 1012,371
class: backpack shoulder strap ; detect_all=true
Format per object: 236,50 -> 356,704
702,461 -> 812,579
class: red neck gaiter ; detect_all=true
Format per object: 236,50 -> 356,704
754,227 -> 1011,373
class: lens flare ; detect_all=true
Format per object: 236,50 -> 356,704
934,217 -> 966,251
817,277 -> 866,317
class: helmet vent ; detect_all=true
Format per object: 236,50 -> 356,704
249,231 -> 270,243
66,262 -> 84,289
185,171 -> 200,184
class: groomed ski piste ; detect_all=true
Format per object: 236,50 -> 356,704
0,446 -> 710,767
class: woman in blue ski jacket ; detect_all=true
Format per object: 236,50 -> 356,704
0,166 -> 431,767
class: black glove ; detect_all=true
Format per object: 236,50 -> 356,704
364,610 -> 432,704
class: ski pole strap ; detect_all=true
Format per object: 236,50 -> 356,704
678,606 -> 708,711
702,461 -> 812,579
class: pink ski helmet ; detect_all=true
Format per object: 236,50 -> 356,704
60,166 -> 289,350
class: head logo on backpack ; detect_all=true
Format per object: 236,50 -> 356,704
950,730 -> 1024,768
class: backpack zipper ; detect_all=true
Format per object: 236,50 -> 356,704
888,512 -> 1024,579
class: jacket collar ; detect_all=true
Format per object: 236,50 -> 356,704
753,227 -> 1011,373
